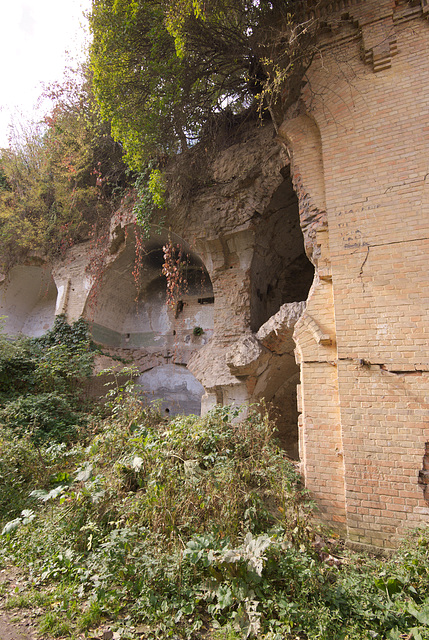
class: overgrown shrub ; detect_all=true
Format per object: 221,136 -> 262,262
1,385 -> 429,639
0,69 -> 129,274
0,393 -> 84,443
0,434 -> 85,523
0,315 -> 95,444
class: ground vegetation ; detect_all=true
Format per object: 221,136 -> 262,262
0,314 -> 97,524
0,335 -> 428,639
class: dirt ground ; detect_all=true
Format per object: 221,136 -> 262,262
0,566 -> 39,640
0,566 -> 117,640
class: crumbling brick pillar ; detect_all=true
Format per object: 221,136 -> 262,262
279,112 -> 347,530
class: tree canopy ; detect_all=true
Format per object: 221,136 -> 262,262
0,70 -> 129,273
89,0 -> 323,171
0,0 -> 326,272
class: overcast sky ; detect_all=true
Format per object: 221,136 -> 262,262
0,0 -> 92,148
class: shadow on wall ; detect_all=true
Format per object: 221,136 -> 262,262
0,265 -> 58,337
251,165 -> 314,332
249,166 -> 314,460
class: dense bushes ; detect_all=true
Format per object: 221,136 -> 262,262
0,322 -> 428,639
0,71 -> 129,274
0,315 -> 94,444
1,380 -> 429,639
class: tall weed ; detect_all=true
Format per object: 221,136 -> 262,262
2,388 -> 429,639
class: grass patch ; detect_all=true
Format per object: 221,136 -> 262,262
39,611 -> 74,637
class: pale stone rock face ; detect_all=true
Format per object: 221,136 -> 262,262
0,265 -> 57,337
225,334 -> 268,377
256,302 -> 306,355
187,340 -> 239,389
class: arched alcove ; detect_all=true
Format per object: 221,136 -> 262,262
0,265 -> 58,337
85,228 -> 214,351
84,227 -> 214,415
138,363 -> 205,416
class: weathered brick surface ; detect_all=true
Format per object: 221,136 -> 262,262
285,2 -> 429,547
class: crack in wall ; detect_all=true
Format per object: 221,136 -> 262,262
357,236 -> 429,291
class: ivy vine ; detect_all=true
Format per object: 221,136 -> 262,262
133,165 -> 166,239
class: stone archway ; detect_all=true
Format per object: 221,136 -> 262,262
84,227 -> 214,416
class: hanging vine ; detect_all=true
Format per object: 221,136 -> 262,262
132,224 -> 147,299
85,225 -> 111,316
162,241 -> 188,309
133,165 -> 166,239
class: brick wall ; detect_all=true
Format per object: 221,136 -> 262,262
283,1 -> 429,548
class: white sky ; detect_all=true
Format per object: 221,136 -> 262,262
0,0 -> 92,148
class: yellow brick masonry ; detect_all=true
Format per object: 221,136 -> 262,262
284,2 -> 429,548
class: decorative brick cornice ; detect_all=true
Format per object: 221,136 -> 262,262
306,0 -> 364,20
308,0 -> 428,73
361,16 -> 398,72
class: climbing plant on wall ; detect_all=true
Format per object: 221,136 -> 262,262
162,241 -> 188,309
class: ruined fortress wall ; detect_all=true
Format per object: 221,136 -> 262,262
283,2 -> 429,548
1,0 -> 428,549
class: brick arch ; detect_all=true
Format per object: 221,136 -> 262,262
278,111 -> 327,264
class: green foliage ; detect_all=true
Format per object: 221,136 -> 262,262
0,434 -> 86,525
0,335 -> 36,397
132,165 -> 166,237
3,387 -> 429,639
0,399 -> 313,636
0,69 -> 129,273
0,393 -> 84,444
0,315 -> 95,444
148,168 -> 166,208
89,0 -> 320,171
90,0 -> 187,171
0,434 -> 45,522
33,315 -> 94,391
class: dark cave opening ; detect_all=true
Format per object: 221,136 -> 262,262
250,166 -> 314,333
250,166 -> 314,460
